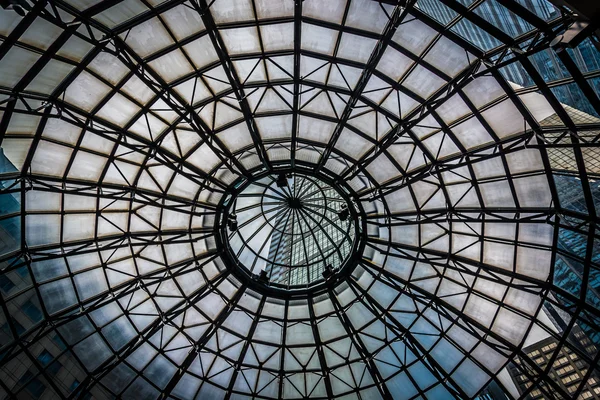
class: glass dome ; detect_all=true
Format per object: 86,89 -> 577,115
221,172 -> 360,291
1,0 -> 600,399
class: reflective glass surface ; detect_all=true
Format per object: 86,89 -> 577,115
1,0 -> 600,399
226,173 -> 356,288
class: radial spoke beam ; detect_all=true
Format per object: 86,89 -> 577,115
160,282 -> 248,397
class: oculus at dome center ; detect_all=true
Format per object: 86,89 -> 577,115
218,172 -> 363,292
1,0 -> 600,399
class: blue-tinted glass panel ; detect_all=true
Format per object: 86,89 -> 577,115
37,350 -> 63,375
22,300 -> 43,323
514,0 -> 558,21
589,77 -> 600,99
529,50 -> 569,83
451,17 -> 502,51
554,174 -> 588,213
0,274 -> 15,293
70,379 -> 80,392
18,371 -> 47,398
474,0 -> 534,37
568,38 -> 600,74
553,255 -> 582,297
0,191 -> 20,216
416,0 -> 458,25
550,83 -> 600,118
0,216 -> 21,257
0,148 -> 18,175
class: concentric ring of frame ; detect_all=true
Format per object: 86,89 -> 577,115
215,166 -> 367,299
1,0 -> 600,399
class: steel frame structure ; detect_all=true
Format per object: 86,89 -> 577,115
1,0 -> 600,399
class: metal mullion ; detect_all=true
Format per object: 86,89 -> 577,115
52,0 -> 250,181
13,27 -> 80,309
277,299 -> 289,398
52,99 -> 229,190
20,233 -> 221,276
373,237 -> 600,322
3,71 -> 423,149
324,0 -> 351,86
489,67 -> 564,218
252,176 -> 289,199
437,0 -> 515,45
0,0 -> 47,59
290,0 -> 302,168
354,120 -> 529,202
102,0 -> 189,35
381,246 -> 541,330
26,175 -> 218,211
306,297 -> 334,399
113,63 -> 248,182
141,30 -> 212,63
453,91 -> 522,214
2,257 -> 220,394
18,232 -> 215,267
338,10 -> 568,185
357,259 -> 570,400
193,0 -> 271,171
300,202 -> 353,244
250,202 -> 292,273
76,268 -> 230,397
386,37 -> 453,81
367,207 -> 552,222
346,278 -> 469,399
509,57 -> 599,382
365,237 -> 554,290
297,205 -> 345,267
519,307 -> 583,400
295,207 -> 334,281
266,205 -> 294,284
327,290 -> 392,399
300,198 -> 344,211
515,56 -> 595,212
339,62 -> 480,185
222,296 -> 266,400
159,282 -> 248,397
15,113 -> 64,397
15,346 -> 68,399
291,208 -> 312,285
571,338 -> 600,399
556,51 -> 600,121
0,97 -> 16,147
494,0 -> 551,32
293,176 -> 315,200
315,3 -> 412,172
232,205 -> 287,262
232,202 -> 286,233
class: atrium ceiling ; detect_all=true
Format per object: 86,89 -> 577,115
1,0 -> 600,399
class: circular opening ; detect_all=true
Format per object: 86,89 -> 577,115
222,172 -> 358,290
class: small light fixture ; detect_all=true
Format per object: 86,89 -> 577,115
227,213 -> 238,231
322,264 -> 335,280
276,173 -> 288,188
257,269 -> 269,284
337,204 -> 349,221
1,0 -> 31,16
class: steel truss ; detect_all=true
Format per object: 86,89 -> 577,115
1,0 -> 600,399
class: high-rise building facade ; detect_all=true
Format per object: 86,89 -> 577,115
2,1 -> 600,398
507,325 -> 600,399
417,0 -> 600,117
266,177 -> 354,286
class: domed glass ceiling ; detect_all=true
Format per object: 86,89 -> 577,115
1,0 -> 600,399
222,172 -> 358,290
